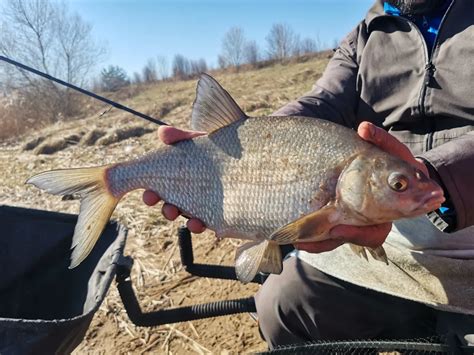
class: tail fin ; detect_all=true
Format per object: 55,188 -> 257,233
26,166 -> 120,268
235,240 -> 282,283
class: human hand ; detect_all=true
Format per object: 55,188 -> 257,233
142,126 -> 207,233
296,121 -> 428,254
357,121 -> 429,177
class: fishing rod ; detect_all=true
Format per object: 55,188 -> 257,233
0,55 -> 167,126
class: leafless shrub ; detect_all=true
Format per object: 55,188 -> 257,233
156,56 -> 169,80
0,105 -> 23,141
132,72 -> 142,84
266,23 -> 298,61
142,58 -> 158,83
217,55 -> 227,70
300,37 -> 321,54
0,0 -> 106,126
172,54 -> 191,79
244,40 -> 260,67
220,27 -> 246,69
189,58 -> 207,76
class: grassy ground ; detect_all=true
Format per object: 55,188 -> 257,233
0,54 -> 330,354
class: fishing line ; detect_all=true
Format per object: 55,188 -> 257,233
0,55 -> 168,126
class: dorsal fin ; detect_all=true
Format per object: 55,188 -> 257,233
191,73 -> 247,133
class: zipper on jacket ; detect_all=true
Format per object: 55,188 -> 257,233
422,61 -> 435,151
419,61 -> 436,115
414,0 -> 455,150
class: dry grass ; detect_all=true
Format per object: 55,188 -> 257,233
0,56 -> 329,354
0,104 -> 42,142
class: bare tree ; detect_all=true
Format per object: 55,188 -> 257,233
132,72 -> 142,84
300,37 -> 320,54
189,58 -> 207,76
217,54 -> 227,69
142,58 -> 158,83
265,23 -> 297,61
156,55 -> 169,80
172,54 -> 190,79
220,26 -> 246,69
0,0 -> 105,122
292,33 -> 302,57
244,40 -> 260,67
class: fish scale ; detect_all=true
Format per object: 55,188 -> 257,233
27,74 -> 445,281
107,116 -> 365,239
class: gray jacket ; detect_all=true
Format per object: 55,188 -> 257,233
276,0 -> 474,232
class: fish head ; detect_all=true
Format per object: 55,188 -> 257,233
336,153 -> 445,224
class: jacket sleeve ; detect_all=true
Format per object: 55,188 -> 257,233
420,131 -> 474,232
273,23 -> 363,129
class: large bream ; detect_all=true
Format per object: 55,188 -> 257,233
28,74 -> 444,283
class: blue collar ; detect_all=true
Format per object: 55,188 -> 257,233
383,1 -> 451,17
384,2 -> 402,16
382,1 -> 451,54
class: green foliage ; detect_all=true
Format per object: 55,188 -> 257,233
100,65 -> 130,92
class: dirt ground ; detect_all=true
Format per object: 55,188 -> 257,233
0,57 -> 329,354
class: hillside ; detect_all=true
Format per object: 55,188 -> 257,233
0,55 -> 330,354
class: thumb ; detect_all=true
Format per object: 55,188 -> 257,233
158,126 -> 206,145
357,121 -> 427,174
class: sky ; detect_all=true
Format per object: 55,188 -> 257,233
68,0 -> 374,76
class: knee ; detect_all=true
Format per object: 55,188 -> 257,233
254,257 -> 313,348
254,269 -> 287,330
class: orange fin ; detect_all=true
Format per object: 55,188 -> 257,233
269,205 -> 339,244
235,240 -> 282,283
26,166 -> 119,268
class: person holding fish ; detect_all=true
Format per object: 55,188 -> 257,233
141,0 -> 474,348
27,0 -> 473,350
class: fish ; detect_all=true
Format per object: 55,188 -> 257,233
27,74 -> 445,283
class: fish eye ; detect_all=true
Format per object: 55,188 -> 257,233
388,173 -> 409,192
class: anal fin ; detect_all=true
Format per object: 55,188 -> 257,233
349,244 -> 388,265
235,240 -> 282,283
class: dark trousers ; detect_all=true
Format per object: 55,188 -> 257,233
254,256 -> 439,349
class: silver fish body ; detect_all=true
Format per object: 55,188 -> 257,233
27,74 -> 445,282
107,116 -> 368,241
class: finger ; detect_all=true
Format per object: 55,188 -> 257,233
143,190 -> 161,206
161,203 -> 180,221
294,239 -> 345,253
186,218 -> 206,234
358,122 -> 413,161
357,122 -> 428,176
330,223 -> 392,249
158,126 -> 206,145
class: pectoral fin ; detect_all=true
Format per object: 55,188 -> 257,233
269,205 -> 339,244
349,244 -> 388,265
235,240 -> 282,283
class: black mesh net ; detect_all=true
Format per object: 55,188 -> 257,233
260,336 -> 457,354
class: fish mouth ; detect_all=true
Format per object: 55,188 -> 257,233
411,189 -> 445,214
